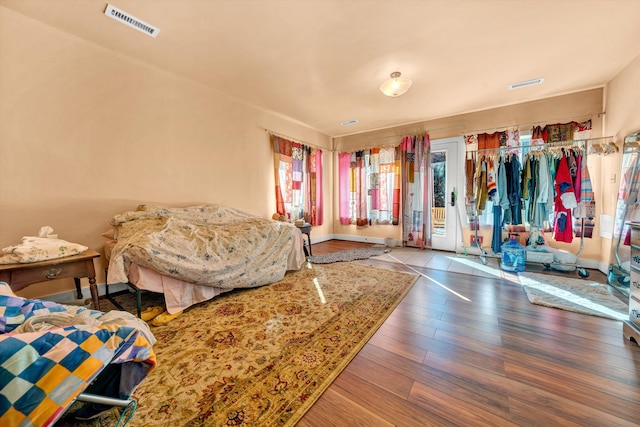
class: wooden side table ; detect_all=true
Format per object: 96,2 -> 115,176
0,250 -> 101,310
296,223 -> 312,256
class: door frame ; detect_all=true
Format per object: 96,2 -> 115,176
430,136 -> 464,252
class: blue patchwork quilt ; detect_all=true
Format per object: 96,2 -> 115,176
0,290 -> 156,427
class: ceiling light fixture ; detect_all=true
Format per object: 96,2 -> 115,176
509,78 -> 544,90
380,71 -> 412,97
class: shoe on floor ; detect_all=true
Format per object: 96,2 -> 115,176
151,310 -> 183,326
141,306 -> 163,321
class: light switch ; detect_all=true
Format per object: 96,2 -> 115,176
610,173 -> 617,183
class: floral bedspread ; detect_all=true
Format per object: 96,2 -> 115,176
107,204 -> 299,288
0,290 -> 156,427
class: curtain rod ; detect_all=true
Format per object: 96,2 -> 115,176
263,128 -> 326,151
460,112 -> 605,136
331,123 -> 462,152
465,135 -> 614,154
337,142 -> 400,153
366,124 -> 464,142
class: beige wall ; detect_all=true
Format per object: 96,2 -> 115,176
0,7 -> 332,297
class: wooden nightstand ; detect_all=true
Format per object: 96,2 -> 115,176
0,250 -> 101,310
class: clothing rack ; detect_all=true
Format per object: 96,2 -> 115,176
465,135 -> 614,155
466,137 -> 599,278
460,112 -> 604,137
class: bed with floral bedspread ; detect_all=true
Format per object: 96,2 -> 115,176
0,283 -> 156,426
106,204 -> 305,289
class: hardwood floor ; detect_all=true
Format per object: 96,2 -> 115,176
298,240 -> 640,426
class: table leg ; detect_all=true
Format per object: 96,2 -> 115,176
73,278 -> 83,299
305,233 -> 313,256
89,277 -> 100,311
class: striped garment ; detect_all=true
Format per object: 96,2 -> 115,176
574,159 -> 595,237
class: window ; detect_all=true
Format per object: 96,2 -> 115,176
272,136 -> 323,225
338,147 -> 399,226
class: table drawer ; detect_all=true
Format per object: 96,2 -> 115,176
5,262 -> 89,290
631,273 -> 640,301
631,247 -> 640,270
631,227 -> 640,247
629,296 -> 640,329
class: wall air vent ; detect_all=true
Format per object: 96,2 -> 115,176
104,4 -> 160,38
509,78 -> 544,90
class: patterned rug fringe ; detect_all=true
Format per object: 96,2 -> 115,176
309,246 -> 390,264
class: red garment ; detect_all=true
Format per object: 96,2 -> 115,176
553,153 -> 576,243
477,132 -> 500,150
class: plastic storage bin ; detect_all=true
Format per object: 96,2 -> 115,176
501,237 -> 526,272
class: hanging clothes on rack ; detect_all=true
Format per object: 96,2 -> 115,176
531,120 -> 592,144
464,132 -> 608,252
574,155 -> 595,238
474,155 -> 488,212
503,153 -> 522,225
529,151 -> 554,229
484,155 -> 500,253
553,149 -> 578,243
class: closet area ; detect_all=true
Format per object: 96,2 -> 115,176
464,120 -> 608,277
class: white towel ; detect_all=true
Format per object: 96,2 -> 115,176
0,228 -> 88,264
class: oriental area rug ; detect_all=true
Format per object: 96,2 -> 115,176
519,271 -> 628,321
58,262 -> 418,426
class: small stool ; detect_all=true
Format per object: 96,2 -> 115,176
296,223 -> 312,256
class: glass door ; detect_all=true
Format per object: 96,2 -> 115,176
430,137 -> 462,251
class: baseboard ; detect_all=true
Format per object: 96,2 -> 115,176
330,234 -> 387,245
309,234 -> 333,244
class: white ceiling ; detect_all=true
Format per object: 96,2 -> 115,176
2,0 -> 639,137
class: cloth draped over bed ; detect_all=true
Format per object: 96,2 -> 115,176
0,285 -> 156,427
107,204 -> 302,288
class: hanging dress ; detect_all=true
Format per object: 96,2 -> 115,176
504,155 -> 522,225
553,151 -> 578,243
574,153 -> 595,238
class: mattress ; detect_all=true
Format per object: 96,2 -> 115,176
103,216 -> 306,314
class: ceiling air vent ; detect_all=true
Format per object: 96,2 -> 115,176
104,4 -> 160,38
509,78 -> 544,90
